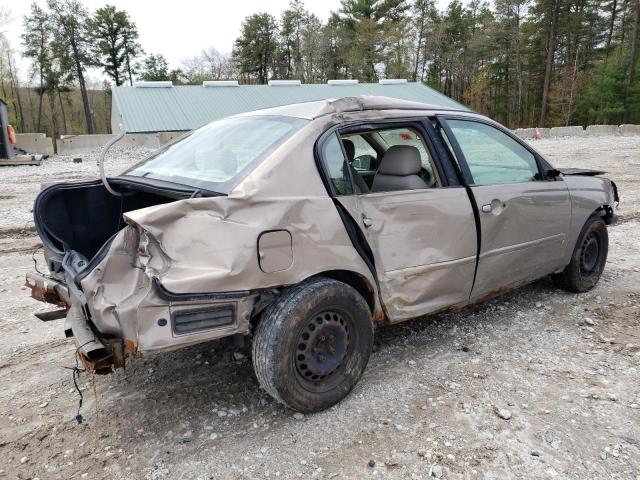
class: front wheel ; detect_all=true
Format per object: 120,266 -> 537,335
553,215 -> 608,293
252,277 -> 374,413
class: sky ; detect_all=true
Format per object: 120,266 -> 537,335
2,0 -> 342,82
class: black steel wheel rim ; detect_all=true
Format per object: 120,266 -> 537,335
294,310 -> 351,389
580,232 -> 600,274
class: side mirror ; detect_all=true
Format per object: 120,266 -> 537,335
545,168 -> 562,179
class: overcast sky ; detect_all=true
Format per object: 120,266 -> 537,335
3,0 -> 343,82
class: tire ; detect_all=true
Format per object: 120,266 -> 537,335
553,215 -> 608,293
252,277 -> 374,413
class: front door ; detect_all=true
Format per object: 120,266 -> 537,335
319,123 -> 478,321
439,117 -> 571,300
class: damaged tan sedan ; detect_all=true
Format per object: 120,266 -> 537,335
28,96 -> 619,412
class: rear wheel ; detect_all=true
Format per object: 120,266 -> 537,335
252,277 -> 373,413
553,215 -> 608,293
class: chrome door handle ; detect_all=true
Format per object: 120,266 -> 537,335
481,199 -> 507,214
361,214 -> 373,228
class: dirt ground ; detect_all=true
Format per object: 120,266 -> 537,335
0,136 -> 638,480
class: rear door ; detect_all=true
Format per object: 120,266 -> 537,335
438,117 -> 571,300
319,121 -> 478,321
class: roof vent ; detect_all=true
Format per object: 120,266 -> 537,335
328,79 -> 359,86
203,80 -> 239,87
379,79 -> 408,85
133,81 -> 173,88
268,80 -> 301,86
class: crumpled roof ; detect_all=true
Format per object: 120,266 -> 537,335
242,95 -> 466,120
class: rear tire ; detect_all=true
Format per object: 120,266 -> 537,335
553,215 -> 608,293
252,277 -> 374,413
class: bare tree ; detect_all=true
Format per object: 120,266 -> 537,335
48,0 -> 94,134
539,0 -> 562,127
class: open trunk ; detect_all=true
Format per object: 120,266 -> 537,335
34,179 -> 191,279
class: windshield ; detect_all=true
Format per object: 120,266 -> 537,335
123,115 -> 308,193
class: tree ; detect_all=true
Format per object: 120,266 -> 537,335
182,47 -> 234,83
138,53 -> 170,81
538,0 -> 562,127
624,0 -> 640,120
338,0 -> 385,81
88,5 -> 142,86
22,2 -> 49,132
232,13 -> 279,83
47,0 -> 94,134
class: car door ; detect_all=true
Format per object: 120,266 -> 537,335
319,122 -> 478,321
438,116 -> 571,300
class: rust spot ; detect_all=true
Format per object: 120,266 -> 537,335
124,338 -> 139,356
77,351 -> 115,375
471,286 -> 511,306
372,308 -> 387,325
78,340 -> 132,374
25,277 -> 68,309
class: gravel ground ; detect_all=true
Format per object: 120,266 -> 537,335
0,136 -> 638,480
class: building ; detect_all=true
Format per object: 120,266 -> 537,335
110,79 -> 467,134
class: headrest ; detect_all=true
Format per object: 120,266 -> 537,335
377,145 -> 421,176
342,139 -> 355,161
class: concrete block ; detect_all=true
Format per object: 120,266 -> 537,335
514,128 -> 536,139
120,134 -> 160,150
549,126 -> 585,138
585,125 -> 619,136
620,124 -> 640,136
514,127 -> 550,140
158,131 -> 187,146
57,133 -> 161,155
58,134 -> 114,155
15,133 -> 54,156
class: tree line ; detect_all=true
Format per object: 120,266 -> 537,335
0,0 -> 638,138
227,0 -> 640,128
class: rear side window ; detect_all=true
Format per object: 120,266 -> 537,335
446,120 -> 539,185
124,115 -> 307,193
321,134 -> 353,195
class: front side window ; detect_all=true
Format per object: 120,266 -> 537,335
124,115 -> 307,193
446,120 -> 539,185
342,134 -> 378,170
321,133 -> 353,195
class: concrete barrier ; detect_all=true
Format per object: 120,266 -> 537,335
620,124 -> 640,136
15,133 -> 54,156
549,126 -> 585,138
57,133 -> 161,155
513,127 -> 550,140
586,125 -> 619,136
158,131 -> 186,146
514,128 -> 536,139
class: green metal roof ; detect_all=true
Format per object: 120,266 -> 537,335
111,82 -> 468,133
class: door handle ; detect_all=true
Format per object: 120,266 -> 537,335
481,199 -> 507,214
361,214 -> 373,228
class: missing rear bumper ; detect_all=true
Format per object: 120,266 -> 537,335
64,305 -> 126,374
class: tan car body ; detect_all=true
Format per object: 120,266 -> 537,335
29,96 -> 618,372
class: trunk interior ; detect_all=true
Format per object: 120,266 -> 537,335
35,180 -> 179,266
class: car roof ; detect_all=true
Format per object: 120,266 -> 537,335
234,95 -> 469,121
